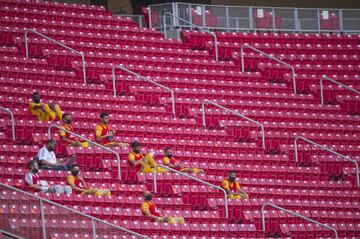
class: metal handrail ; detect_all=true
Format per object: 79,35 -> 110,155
24,29 -> 87,84
294,136 -> 359,188
153,164 -> 228,218
240,43 -> 297,94
320,76 -> 360,105
47,124 -> 123,180
0,106 -> 15,141
202,99 -> 266,149
261,203 -> 339,239
0,229 -> 26,239
163,12 -> 219,61
112,64 -> 176,118
0,183 -> 150,239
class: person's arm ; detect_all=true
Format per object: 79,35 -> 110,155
78,176 -> 88,189
128,153 -> 143,166
39,159 -> 57,166
236,182 -> 248,198
163,157 -> 178,168
221,180 -> 233,198
141,203 -> 163,221
66,176 -> 86,193
25,173 -> 44,191
59,128 -> 81,146
95,125 -> 112,140
29,102 -> 45,110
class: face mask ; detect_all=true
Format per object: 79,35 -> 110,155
72,170 -> 79,176
47,146 -> 54,152
167,154 -> 173,159
229,176 -> 236,182
134,149 -> 140,154
144,195 -> 152,201
65,119 -> 72,124
33,99 -> 40,103
33,168 -> 39,174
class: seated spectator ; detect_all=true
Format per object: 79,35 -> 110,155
128,141 -> 164,173
25,160 -> 72,194
38,139 -> 76,171
59,113 -> 89,147
95,112 -> 129,147
29,92 -> 62,121
141,191 -> 185,224
163,147 -> 204,174
221,170 -> 248,199
66,165 -> 111,196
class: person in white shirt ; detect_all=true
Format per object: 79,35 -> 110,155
38,139 -> 76,171
25,159 -> 72,194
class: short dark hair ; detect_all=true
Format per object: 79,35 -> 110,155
132,141 -> 141,148
32,92 -> 39,97
62,113 -> 70,118
46,139 -> 56,145
28,160 -> 37,169
229,170 -> 237,174
71,164 -> 79,170
164,147 -> 172,152
100,112 -> 109,118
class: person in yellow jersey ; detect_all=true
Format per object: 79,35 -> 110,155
59,113 -> 89,147
94,112 -> 129,147
221,170 -> 248,199
128,141 -> 165,173
66,165 -> 111,196
29,92 -> 62,121
141,191 -> 185,224
163,147 -> 204,174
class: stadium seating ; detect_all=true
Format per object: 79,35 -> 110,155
0,0 -> 360,238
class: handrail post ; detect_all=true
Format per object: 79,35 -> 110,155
91,218 -> 97,239
163,13 -> 218,61
240,43 -> 297,94
0,183 -> 150,238
47,124 -> 122,180
153,169 -> 158,193
81,54 -> 86,85
294,136 -> 360,188
39,199 -> 47,239
153,164 -> 228,218
112,67 -> 117,97
112,65 -> 176,118
240,45 -> 245,72
261,203 -> 339,239
0,106 -> 16,142
25,30 -> 29,58
202,100 -> 266,150
320,76 -> 360,105
24,29 -> 87,84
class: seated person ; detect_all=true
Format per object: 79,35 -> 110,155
38,139 -> 76,171
29,92 -> 62,121
163,147 -> 204,174
221,170 -> 248,199
59,113 -> 88,147
25,159 -> 72,194
66,165 -> 111,196
128,141 -> 164,173
141,191 -> 185,224
95,112 -> 129,147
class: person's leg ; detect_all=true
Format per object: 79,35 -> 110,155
54,104 -> 62,120
104,142 -> 118,147
41,165 -> 68,171
64,186 -> 72,195
42,104 -> 57,121
52,185 -> 63,194
66,155 -> 77,170
38,110 -> 50,121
